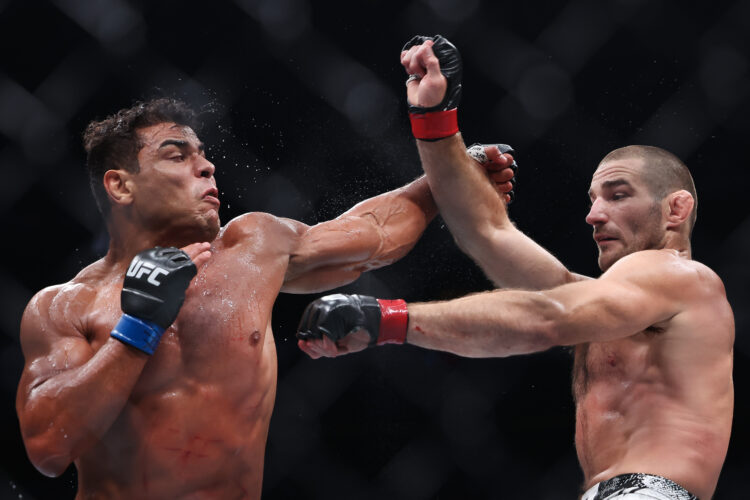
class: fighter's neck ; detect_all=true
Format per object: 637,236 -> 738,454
104,221 -> 212,266
658,231 -> 692,260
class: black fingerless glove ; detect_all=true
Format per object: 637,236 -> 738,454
296,294 -> 408,347
466,143 -> 518,204
402,34 -> 463,114
111,247 -> 197,354
403,34 -> 464,141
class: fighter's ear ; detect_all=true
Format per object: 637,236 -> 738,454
103,169 -> 135,207
665,190 -> 694,230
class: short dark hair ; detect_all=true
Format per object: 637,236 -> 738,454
83,98 -> 200,218
600,145 -> 698,233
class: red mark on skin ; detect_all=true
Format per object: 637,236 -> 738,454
414,325 -> 426,333
163,447 -> 209,466
238,483 -> 248,497
607,354 -> 617,367
162,435 -> 222,465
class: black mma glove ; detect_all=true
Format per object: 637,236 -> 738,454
296,294 -> 408,347
111,247 -> 197,354
466,143 -> 519,204
403,34 -> 463,140
403,34 -> 463,114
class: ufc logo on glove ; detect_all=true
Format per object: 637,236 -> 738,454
126,257 -> 169,286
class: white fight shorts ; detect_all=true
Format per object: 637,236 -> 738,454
581,473 -> 699,500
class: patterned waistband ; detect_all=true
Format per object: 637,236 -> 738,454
582,473 -> 699,500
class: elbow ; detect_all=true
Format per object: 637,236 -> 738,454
535,320 -> 563,351
32,456 -> 72,478
22,429 -> 75,477
525,292 -> 568,352
529,296 -> 568,351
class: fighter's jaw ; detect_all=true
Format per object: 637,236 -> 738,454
596,239 -> 626,271
157,206 -> 220,245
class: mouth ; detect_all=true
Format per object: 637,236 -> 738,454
202,188 -> 220,208
594,234 -> 618,245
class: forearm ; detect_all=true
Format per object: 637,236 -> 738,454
19,339 -> 147,476
417,134 -> 510,239
405,289 -> 561,358
417,136 -> 578,289
283,176 -> 437,292
332,175 -> 437,267
346,174 -> 437,226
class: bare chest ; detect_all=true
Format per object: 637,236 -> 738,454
572,330 -> 661,403
86,245 -> 290,391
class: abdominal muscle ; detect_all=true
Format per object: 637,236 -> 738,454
74,325 -> 278,500
574,342 -> 730,500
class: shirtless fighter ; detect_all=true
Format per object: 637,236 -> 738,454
15,98 -> 515,498
297,37 -> 734,499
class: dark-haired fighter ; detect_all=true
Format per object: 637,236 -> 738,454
297,37 -> 734,499
15,98 -> 515,499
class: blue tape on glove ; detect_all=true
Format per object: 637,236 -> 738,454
110,314 -> 165,355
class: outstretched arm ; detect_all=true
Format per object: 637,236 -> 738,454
297,251 -> 708,359
281,146 -> 515,293
401,37 -> 586,289
282,175 -> 436,293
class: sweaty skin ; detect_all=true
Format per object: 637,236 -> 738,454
302,41 -> 734,499
16,122 -> 455,499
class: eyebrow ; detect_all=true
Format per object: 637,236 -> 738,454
588,178 -> 632,198
158,139 -> 205,152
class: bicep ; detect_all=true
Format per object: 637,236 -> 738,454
543,270 -> 679,345
17,303 -> 94,404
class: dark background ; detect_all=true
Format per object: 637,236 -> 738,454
1,0 -> 748,498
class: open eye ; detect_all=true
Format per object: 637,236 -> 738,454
170,154 -> 185,162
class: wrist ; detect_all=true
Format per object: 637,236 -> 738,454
409,108 -> 459,141
110,314 -> 165,355
376,299 -> 408,345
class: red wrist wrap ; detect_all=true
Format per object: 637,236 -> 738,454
409,109 -> 459,140
376,299 -> 408,345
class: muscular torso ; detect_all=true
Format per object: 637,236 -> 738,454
67,214 -> 297,499
572,295 -> 734,499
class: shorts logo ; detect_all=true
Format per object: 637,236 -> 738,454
127,257 -> 169,286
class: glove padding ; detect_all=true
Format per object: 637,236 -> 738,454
297,294 -> 383,346
121,247 -> 197,329
403,34 -> 462,114
466,143 -> 518,204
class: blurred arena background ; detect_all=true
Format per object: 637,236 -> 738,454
1,0 -> 748,498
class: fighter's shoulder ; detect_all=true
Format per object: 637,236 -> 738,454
22,260 -> 107,332
218,212 -> 307,246
22,284 -> 91,344
606,250 -> 725,299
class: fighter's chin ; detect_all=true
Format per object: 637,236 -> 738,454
597,246 -> 629,271
203,213 -> 221,239
193,210 -> 221,241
